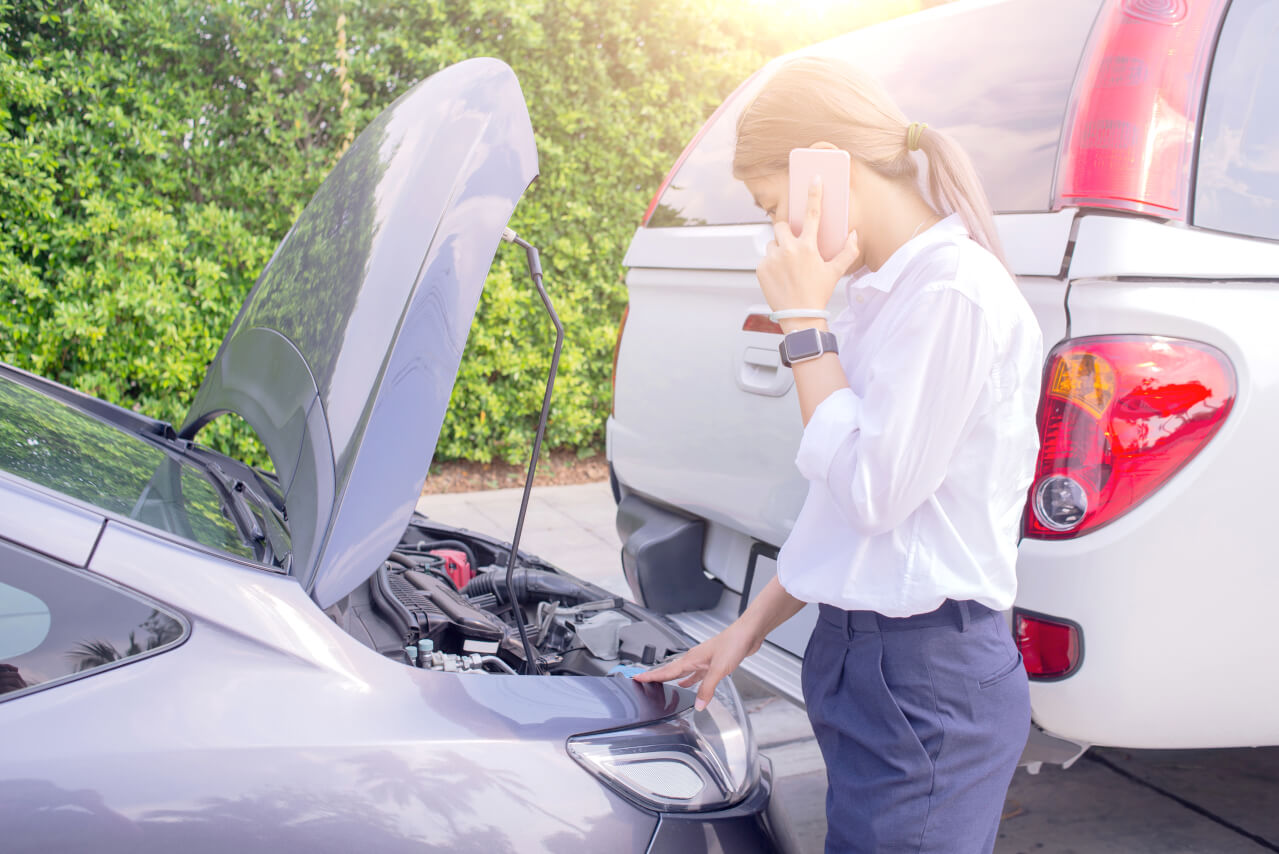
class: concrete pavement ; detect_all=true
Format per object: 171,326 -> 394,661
416,480 -> 1279,853
416,481 -> 629,597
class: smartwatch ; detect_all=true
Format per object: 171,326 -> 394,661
778,327 -> 838,368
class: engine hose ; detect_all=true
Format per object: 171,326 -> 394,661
411,538 -> 478,571
385,552 -> 416,571
387,551 -> 460,591
462,568 -> 593,605
480,655 -> 518,675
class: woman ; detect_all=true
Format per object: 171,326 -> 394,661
635,56 -> 1042,854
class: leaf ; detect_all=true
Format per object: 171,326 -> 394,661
0,0 -> 906,465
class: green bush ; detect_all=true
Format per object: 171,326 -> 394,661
0,0 -> 919,466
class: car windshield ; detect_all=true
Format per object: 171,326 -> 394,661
0,374 -> 258,560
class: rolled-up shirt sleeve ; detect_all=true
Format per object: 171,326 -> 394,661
795,389 -> 861,482
794,285 -> 995,536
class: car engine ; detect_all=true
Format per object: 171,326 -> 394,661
325,517 -> 687,677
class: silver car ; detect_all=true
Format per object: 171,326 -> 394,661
0,58 -> 781,852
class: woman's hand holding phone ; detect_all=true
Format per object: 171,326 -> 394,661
758,176 -> 860,328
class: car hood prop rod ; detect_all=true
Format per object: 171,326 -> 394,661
499,227 -> 561,675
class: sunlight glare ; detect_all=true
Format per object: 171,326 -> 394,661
743,0 -> 926,26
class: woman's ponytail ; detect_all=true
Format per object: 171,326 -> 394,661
915,126 -> 1007,267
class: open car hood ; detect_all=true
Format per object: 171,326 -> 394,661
180,58 -> 538,608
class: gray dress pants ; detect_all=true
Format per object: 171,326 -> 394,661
802,599 -> 1030,854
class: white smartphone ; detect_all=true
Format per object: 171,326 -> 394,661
788,148 -> 851,262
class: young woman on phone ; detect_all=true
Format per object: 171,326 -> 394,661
635,56 -> 1043,854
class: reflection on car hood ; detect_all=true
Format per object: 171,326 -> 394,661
181,58 -> 538,608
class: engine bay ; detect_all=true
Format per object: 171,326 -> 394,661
325,517 -> 687,677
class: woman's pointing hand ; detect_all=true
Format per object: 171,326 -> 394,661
757,176 -> 860,315
632,620 -> 761,710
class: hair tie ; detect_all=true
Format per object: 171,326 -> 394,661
906,122 -> 928,151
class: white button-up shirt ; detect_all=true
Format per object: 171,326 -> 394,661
776,214 -> 1043,617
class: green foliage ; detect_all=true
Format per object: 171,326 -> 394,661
0,0 -> 916,466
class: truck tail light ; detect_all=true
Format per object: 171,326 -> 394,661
611,304 -> 629,416
1014,609 -> 1083,680
1053,0 -> 1229,218
1025,335 -> 1235,540
742,313 -> 783,335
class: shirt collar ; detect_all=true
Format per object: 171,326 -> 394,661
848,213 -> 969,293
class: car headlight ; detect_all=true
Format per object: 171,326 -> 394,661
567,680 -> 759,812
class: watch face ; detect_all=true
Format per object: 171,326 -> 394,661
786,328 -> 822,361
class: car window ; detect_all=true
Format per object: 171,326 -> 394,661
0,375 -> 256,560
1194,0 -> 1279,242
646,112 -> 761,227
0,540 -> 187,701
647,0 -> 1102,227
131,464 -> 263,560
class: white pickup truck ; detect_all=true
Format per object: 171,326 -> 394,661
607,0 -> 1279,766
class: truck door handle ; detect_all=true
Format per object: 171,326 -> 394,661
735,345 -> 793,397
744,347 -> 779,369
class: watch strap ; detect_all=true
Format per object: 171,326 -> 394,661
778,328 -> 838,368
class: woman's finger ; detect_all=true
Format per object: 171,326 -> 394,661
633,657 -> 692,683
694,664 -> 730,710
772,217 -> 793,246
677,672 -> 705,689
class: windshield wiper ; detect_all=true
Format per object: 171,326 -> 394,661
131,425 -> 293,570
203,460 -> 291,570
248,467 -> 288,518
204,461 -> 264,540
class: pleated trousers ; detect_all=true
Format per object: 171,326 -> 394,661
802,598 -> 1030,854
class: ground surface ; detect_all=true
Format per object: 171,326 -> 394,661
422,450 -> 608,494
415,480 -> 1279,854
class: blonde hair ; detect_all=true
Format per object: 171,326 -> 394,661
733,55 -> 1006,266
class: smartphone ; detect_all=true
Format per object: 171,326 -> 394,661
788,148 -> 850,262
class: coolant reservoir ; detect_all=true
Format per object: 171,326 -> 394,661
573,611 -> 631,660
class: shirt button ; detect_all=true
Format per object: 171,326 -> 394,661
856,294 -> 865,303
